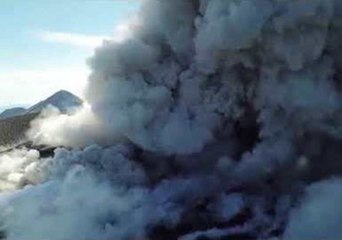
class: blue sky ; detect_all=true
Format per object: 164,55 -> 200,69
0,0 -> 140,110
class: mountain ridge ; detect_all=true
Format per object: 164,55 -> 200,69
0,90 -> 83,120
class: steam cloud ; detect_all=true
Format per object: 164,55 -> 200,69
2,0 -> 342,239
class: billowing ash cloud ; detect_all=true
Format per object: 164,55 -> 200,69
284,178 -> 342,240
3,0 -> 342,239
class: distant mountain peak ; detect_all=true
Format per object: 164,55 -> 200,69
50,90 -> 79,99
0,90 -> 83,119
27,90 -> 83,114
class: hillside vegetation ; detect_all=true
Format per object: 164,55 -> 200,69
0,113 -> 39,146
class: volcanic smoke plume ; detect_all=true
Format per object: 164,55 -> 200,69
2,0 -> 342,239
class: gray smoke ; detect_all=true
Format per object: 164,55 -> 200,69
2,0 -> 342,239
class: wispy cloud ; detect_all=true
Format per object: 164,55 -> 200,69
37,23 -> 133,48
0,67 -> 89,106
37,31 -> 110,48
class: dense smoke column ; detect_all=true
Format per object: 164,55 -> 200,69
84,0 -> 342,238
86,0 -> 342,185
3,0 -> 342,239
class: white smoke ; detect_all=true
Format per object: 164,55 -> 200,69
27,106 -> 106,148
0,149 -> 40,191
1,0 -> 342,239
0,168 -> 151,240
